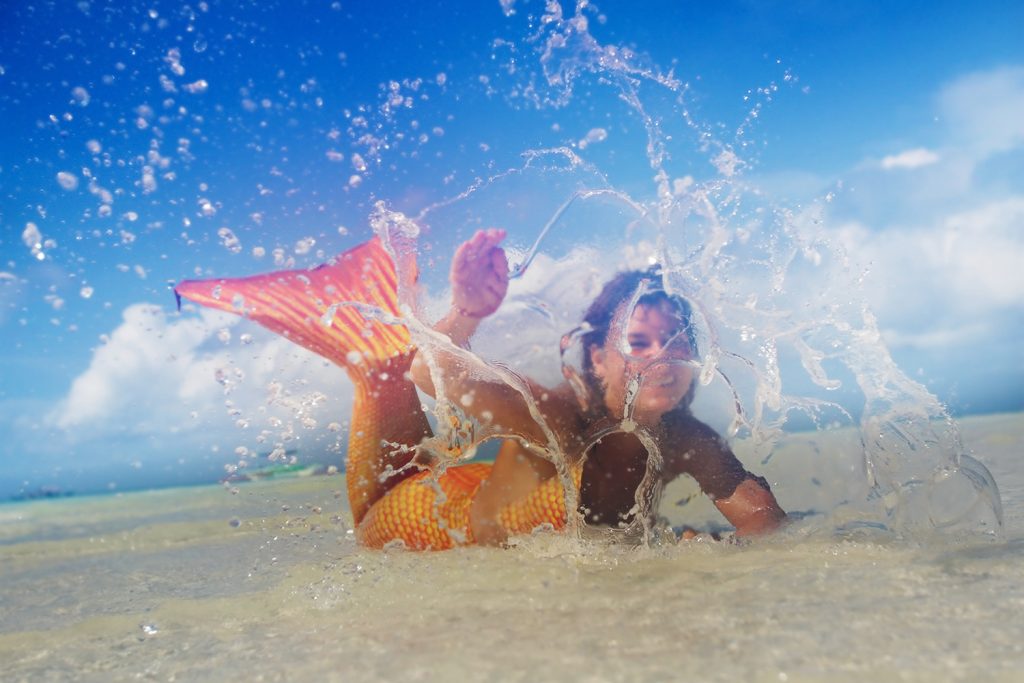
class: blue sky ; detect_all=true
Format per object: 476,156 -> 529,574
1,0 -> 1022,497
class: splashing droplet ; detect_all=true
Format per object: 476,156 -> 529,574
22,223 -> 45,260
56,172 -> 79,190
218,227 -> 242,253
183,79 -> 209,94
71,86 -> 90,106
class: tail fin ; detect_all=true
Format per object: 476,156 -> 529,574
175,237 -> 412,369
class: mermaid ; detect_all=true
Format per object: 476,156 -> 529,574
176,229 -> 785,549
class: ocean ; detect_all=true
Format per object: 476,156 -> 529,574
2,412 -> 1021,682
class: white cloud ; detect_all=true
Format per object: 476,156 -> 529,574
880,148 -> 940,170
832,65 -> 1024,360
939,66 -> 1024,156
834,197 -> 1024,347
50,303 -> 351,451
879,321 -> 991,351
940,198 -> 1024,309
846,66 -> 1024,218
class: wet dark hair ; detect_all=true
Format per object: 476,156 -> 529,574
576,266 -> 698,414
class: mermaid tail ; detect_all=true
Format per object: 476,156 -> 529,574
175,237 -> 411,368
176,237 -> 430,523
176,237 -> 575,549
357,463 -> 575,550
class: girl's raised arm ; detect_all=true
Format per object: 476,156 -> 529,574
410,229 -> 568,446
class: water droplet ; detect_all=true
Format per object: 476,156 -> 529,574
218,227 -> 241,253
183,79 -> 208,94
193,36 -> 208,53
141,168 -> 157,194
577,127 -> 608,149
22,222 -> 42,248
165,48 -> 184,76
321,303 -> 339,327
80,286 -> 94,299
56,171 -> 79,190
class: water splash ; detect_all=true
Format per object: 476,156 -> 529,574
362,1 -> 1003,542
44,0 -> 996,541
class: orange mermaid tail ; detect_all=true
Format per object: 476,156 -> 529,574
358,463 -> 573,550
175,237 -> 570,549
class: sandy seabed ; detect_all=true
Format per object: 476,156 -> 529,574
1,412 -> 1022,682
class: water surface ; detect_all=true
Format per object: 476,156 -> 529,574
2,413 -> 1020,682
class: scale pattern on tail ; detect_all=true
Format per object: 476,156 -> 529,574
357,463 -> 580,549
175,237 -> 410,370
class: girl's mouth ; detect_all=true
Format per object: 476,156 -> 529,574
645,375 -> 677,389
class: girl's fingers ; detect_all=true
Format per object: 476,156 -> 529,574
454,228 -> 507,277
476,228 -> 505,253
489,246 -> 509,277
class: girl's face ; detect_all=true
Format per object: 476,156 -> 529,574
589,300 -> 695,423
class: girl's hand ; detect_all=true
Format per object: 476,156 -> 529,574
450,228 -> 509,319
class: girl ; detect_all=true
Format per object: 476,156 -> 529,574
176,229 -> 785,549
410,229 -> 785,545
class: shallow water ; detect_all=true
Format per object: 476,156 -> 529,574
1,412 -> 1021,682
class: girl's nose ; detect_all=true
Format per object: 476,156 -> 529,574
641,342 -> 663,359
